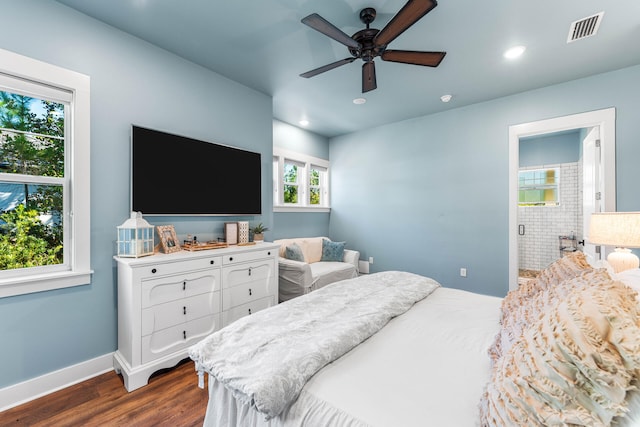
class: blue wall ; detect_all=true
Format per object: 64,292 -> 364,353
272,120 -> 331,240
329,65 -> 640,297
519,130 -> 581,167
3,0 -> 640,394
0,1 -> 272,388
273,120 -> 329,159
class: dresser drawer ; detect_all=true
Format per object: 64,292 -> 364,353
222,248 -> 276,265
222,296 -> 273,326
137,256 -> 221,279
141,314 -> 221,364
141,291 -> 221,335
142,269 -> 221,308
222,277 -> 274,310
222,261 -> 274,289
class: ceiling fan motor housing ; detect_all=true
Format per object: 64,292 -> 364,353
349,28 -> 384,62
300,0 -> 445,92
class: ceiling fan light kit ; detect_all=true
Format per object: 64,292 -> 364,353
300,0 -> 446,93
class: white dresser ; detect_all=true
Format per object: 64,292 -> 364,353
113,243 -> 279,391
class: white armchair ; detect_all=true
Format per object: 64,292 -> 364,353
274,237 -> 360,302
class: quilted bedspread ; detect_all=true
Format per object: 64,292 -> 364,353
189,270 -> 440,420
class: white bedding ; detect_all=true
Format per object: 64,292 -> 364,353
190,271 -> 439,420
202,286 -> 503,427
200,282 -> 640,427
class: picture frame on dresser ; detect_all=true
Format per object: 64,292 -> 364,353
157,225 -> 181,253
224,222 -> 238,245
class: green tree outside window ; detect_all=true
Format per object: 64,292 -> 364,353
284,163 -> 298,203
309,168 -> 320,205
0,91 -> 65,270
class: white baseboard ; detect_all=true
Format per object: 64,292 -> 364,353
0,352 -> 114,412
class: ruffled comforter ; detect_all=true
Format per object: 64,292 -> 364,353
189,271 -> 440,420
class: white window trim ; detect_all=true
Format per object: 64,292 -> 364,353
0,48 -> 92,298
273,148 -> 330,213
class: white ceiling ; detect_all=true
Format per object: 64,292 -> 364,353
54,0 -> 640,137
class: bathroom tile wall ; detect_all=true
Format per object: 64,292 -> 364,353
518,162 -> 581,271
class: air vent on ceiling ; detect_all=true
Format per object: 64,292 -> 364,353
567,12 -> 604,43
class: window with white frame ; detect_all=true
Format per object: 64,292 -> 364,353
273,148 -> 329,212
0,48 -> 91,298
518,167 -> 560,207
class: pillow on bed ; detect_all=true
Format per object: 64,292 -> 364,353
536,250 -> 593,287
284,243 -> 305,262
501,251 -> 593,321
480,270 -> 640,426
616,268 -> 640,295
489,251 -> 594,363
321,239 -> 345,262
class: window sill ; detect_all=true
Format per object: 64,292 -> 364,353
274,206 -> 331,213
0,270 -> 93,298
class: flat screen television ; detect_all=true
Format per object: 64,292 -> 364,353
131,126 -> 261,216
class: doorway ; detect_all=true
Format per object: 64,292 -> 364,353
508,108 -> 616,291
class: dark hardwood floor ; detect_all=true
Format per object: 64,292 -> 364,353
0,359 -> 209,426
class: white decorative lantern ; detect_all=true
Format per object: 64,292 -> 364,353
117,212 -> 154,258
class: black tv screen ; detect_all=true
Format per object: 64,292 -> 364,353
131,126 -> 261,215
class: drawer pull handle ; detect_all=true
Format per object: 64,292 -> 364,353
248,308 -> 252,315
151,268 -> 157,274
267,251 -> 271,256
183,330 -> 187,340
183,281 -> 186,291
210,260 -> 215,265
248,267 -> 252,276
229,256 -> 233,261
249,288 -> 252,296
183,306 -> 187,315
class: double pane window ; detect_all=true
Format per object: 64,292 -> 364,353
273,149 -> 329,211
0,47 -> 91,297
0,90 -> 67,272
518,168 -> 560,206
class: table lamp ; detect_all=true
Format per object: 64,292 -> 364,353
589,212 -> 640,273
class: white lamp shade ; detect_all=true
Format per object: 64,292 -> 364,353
588,212 -> 640,248
589,212 -> 640,273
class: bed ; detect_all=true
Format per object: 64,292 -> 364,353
189,254 -> 640,427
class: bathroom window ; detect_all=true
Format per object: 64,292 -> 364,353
518,168 -> 559,206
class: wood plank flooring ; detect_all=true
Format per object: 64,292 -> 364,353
0,359 -> 209,426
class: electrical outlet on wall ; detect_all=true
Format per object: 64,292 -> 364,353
369,257 -> 374,264
460,268 -> 467,277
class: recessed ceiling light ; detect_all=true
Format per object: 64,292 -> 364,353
504,45 -> 526,59
299,119 -> 309,127
353,98 -> 367,105
440,94 -> 452,103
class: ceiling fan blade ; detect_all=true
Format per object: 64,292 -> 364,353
381,50 -> 446,67
362,62 -> 377,93
374,0 -> 438,47
300,57 -> 356,78
301,13 -> 361,49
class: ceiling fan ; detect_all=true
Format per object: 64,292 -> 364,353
300,0 -> 446,93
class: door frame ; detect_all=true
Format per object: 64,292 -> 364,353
508,108 -> 616,291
